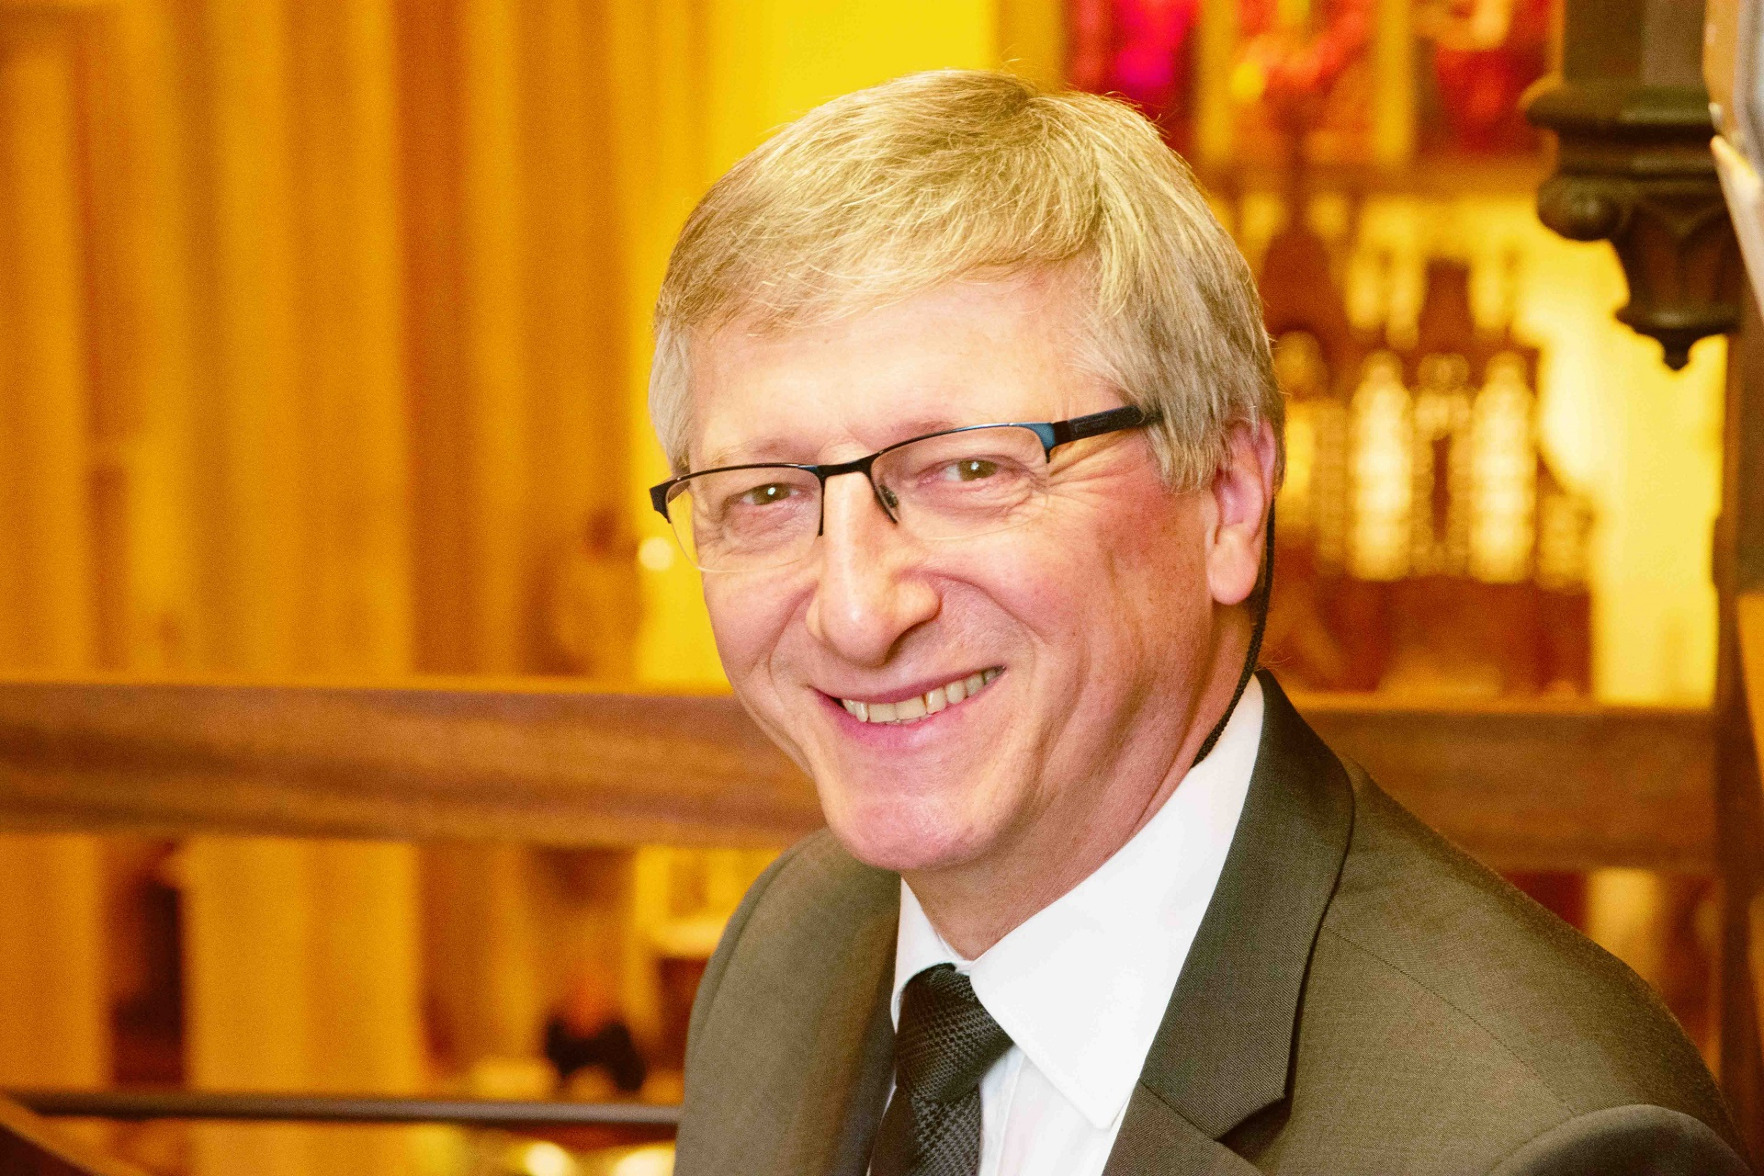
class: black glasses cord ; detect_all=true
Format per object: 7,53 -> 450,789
1189,504 -> 1275,768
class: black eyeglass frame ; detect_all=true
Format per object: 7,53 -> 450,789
647,405 -> 1161,532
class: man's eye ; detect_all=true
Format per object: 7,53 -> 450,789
942,459 -> 999,482
735,483 -> 798,507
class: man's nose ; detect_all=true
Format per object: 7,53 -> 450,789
804,473 -> 939,667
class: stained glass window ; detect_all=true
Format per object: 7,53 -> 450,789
1067,0 -> 1556,166
1416,0 -> 1553,155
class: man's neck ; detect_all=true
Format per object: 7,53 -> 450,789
903,623 -> 1253,959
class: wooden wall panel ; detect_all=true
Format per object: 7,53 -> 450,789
455,0 -> 529,675
519,0 -> 634,680
400,0 -> 637,679
182,839 -> 314,1176
101,0 -> 202,676
190,0 -> 304,674
163,3 -> 428,1172
0,14 -> 97,671
393,0 -> 645,1086
397,0 -> 476,674
0,9 -> 110,1097
285,1 -> 413,676
0,835 -> 107,1088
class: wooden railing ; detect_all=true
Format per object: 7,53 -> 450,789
0,676 -> 804,848
8,1090 -> 681,1129
0,674 -> 1726,1170
0,676 -> 1715,868
0,1089 -> 676,1175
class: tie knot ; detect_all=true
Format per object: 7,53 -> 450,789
893,965 -> 1013,1103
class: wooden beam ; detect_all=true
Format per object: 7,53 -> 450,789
0,678 -> 814,848
1299,694 -> 1713,873
0,677 -> 1715,871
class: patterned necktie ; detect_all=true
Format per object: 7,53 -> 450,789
869,964 -> 1015,1176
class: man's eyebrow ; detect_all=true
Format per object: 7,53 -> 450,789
887,416 -> 966,440
698,435 -> 826,469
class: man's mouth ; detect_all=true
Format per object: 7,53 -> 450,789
837,668 -> 1001,725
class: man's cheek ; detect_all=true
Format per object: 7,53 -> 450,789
705,597 -> 768,690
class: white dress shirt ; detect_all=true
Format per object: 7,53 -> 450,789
886,678 -> 1264,1176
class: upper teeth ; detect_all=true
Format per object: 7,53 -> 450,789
841,669 -> 999,725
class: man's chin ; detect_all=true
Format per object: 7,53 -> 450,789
820,793 -> 992,874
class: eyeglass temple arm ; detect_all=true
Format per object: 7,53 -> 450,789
1044,405 -> 1158,450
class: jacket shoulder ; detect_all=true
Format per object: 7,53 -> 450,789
687,829 -> 894,1068
1486,1105 -> 1749,1175
1252,761 -> 1740,1171
676,830 -> 898,1176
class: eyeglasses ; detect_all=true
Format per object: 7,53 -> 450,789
649,405 -> 1159,573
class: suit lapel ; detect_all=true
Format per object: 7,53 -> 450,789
1106,672 -> 1355,1172
679,836 -> 899,1176
784,881 -> 898,1176
1103,1088 -> 1264,1176
824,953 -> 898,1176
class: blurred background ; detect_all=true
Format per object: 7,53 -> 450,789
0,0 -> 1732,1173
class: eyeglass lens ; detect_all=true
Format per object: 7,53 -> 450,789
666,425 -> 1052,572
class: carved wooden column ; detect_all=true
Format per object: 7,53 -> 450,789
1527,0 -> 1743,371
1529,0 -> 1762,1149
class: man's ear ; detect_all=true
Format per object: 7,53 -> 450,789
1206,420 -> 1278,607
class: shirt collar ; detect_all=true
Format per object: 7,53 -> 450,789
891,678 -> 1265,1130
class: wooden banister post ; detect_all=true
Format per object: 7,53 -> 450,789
1528,0 -> 1764,1147
1719,294 -> 1764,1152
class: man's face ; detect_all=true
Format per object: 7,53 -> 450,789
687,274 -> 1225,878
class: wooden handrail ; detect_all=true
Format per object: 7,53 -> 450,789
8,1090 -> 680,1128
1302,693 -> 1713,872
0,675 -> 1715,872
0,677 -> 808,849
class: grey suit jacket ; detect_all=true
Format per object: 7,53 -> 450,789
676,673 -> 1750,1174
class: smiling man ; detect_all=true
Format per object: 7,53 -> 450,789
647,72 -> 1746,1176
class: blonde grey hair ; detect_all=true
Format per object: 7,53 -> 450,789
649,69 -> 1281,490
